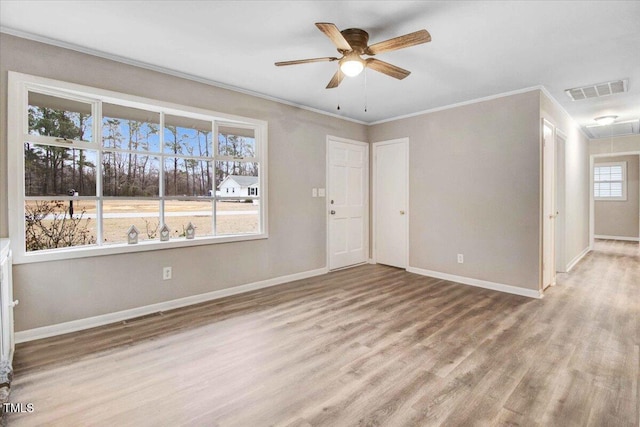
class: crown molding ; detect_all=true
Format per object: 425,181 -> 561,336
368,85 -> 546,125
1,27 -> 587,130
369,84 -> 590,141
538,85 -> 591,140
0,26 -> 368,126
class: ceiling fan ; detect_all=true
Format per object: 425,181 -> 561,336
275,23 -> 431,89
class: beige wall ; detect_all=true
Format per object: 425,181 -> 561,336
0,34 -> 367,331
594,155 -> 640,238
368,91 -> 542,291
590,134 -> 640,155
1,33 -> 596,333
539,91 -> 591,270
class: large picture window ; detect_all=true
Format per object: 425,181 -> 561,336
9,72 -> 267,262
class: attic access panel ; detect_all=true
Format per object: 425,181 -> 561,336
585,120 -> 639,139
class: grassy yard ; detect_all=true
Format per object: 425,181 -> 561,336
25,200 -> 259,249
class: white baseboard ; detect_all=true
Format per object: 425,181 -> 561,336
594,235 -> 640,242
566,246 -> 591,272
15,266 -> 329,343
368,258 -> 375,264
406,267 -> 542,299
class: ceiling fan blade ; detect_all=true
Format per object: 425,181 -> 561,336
275,57 -> 338,66
315,22 -> 352,51
365,29 -> 431,55
326,69 -> 345,89
365,58 -> 410,80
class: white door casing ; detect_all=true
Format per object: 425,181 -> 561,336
327,137 -> 369,270
542,120 -> 556,290
555,130 -> 566,273
589,151 -> 640,247
373,138 -> 409,268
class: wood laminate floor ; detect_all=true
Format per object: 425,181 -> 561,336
6,240 -> 639,426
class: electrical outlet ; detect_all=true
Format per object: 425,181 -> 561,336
312,188 -> 318,197
457,254 -> 464,264
163,267 -> 172,280
318,188 -> 326,197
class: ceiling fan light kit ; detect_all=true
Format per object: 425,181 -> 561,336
275,22 -> 431,89
340,53 -> 364,77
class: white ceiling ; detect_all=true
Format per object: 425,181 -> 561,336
1,1 -> 639,130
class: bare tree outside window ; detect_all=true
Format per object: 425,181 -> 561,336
19,84 -> 264,255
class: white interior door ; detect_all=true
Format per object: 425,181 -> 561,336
328,137 -> 368,270
542,121 -> 556,290
374,139 -> 408,268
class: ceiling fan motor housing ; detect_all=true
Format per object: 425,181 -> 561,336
340,28 -> 369,54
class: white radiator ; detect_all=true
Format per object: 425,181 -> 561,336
0,239 -> 17,394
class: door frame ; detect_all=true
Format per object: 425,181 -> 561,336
589,150 -> 640,247
371,138 -> 409,268
326,135 -> 370,270
540,119 -> 556,291
555,129 -> 567,273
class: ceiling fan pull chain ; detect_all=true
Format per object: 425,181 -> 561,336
364,69 -> 368,113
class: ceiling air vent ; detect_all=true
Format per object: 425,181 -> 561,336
565,79 -> 628,101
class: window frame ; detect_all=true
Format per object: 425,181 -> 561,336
8,72 -> 268,264
593,161 -> 627,201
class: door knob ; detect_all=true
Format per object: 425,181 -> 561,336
330,210 -> 336,215
400,211 -> 405,215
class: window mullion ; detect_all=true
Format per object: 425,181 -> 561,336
95,100 -> 104,246
212,196 -> 217,236
212,121 -> 218,236
159,112 -> 165,226
213,121 -> 219,157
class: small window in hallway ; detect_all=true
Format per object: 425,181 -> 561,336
594,162 -> 626,200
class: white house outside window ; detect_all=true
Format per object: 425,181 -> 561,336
8,72 -> 268,263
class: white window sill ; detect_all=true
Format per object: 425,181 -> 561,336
12,233 -> 268,265
594,197 -> 627,202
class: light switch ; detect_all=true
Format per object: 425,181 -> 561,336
312,188 -> 318,197
318,188 -> 326,197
